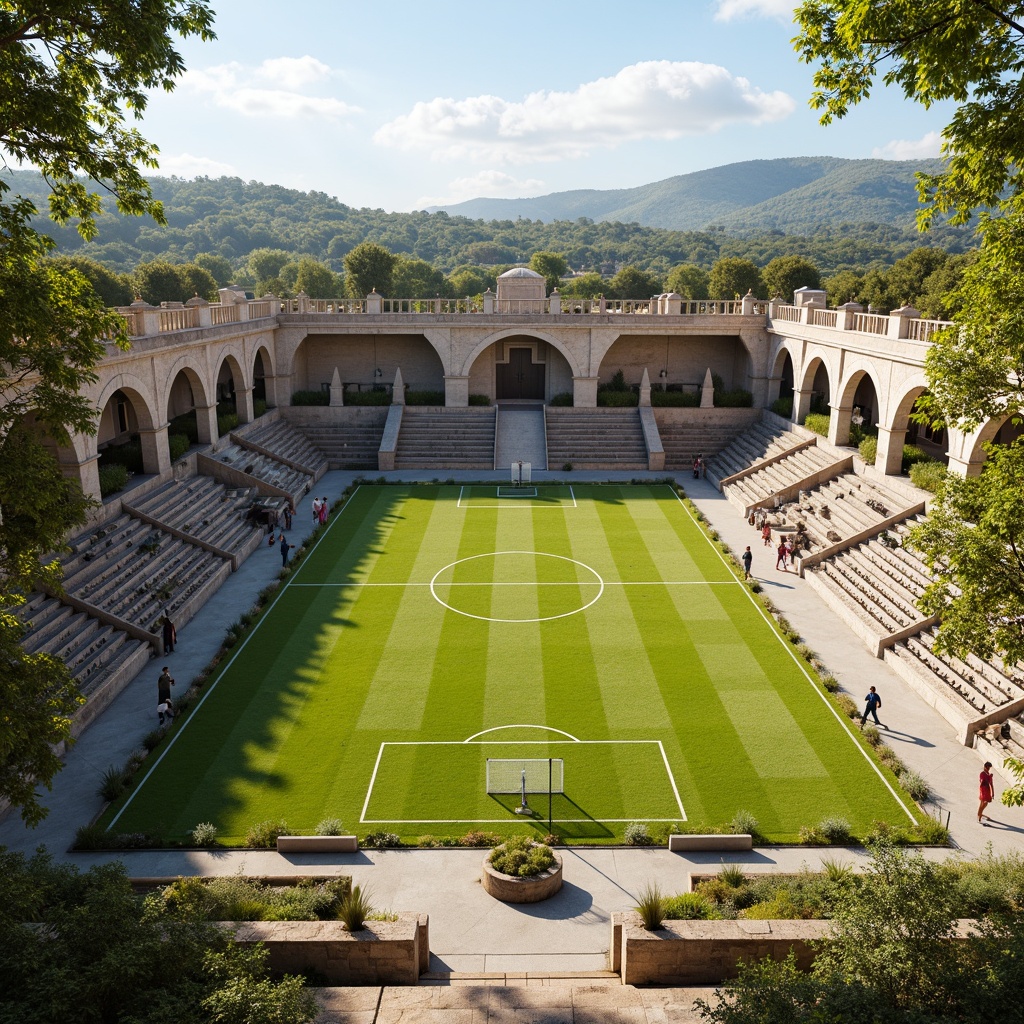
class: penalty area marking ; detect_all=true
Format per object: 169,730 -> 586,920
457,485 -> 577,508
359,737 -> 686,823
464,724 -> 581,742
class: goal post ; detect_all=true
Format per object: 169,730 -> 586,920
510,461 -> 532,486
486,758 -> 564,794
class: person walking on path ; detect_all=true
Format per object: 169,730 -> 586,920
279,533 -> 294,568
283,502 -> 293,530
776,540 -> 788,571
761,522 -> 772,547
979,762 -> 995,824
741,546 -> 753,580
311,496 -> 322,526
319,497 -> 329,525
157,666 -> 175,707
785,537 -> 795,567
861,685 -> 884,728
161,610 -> 176,655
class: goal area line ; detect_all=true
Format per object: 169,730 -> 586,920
457,485 -> 578,508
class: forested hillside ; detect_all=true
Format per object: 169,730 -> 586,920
4,168 -> 971,281
434,157 -> 947,232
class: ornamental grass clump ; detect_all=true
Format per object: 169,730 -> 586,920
634,882 -> 665,930
489,835 -> 556,878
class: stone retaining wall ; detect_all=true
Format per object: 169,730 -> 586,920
228,913 -> 427,985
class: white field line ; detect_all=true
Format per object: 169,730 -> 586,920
668,484 -> 918,824
110,484 -> 365,828
287,580 -> 736,588
360,738 -> 686,823
456,484 -> 578,509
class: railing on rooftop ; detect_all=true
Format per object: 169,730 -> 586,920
770,302 -> 953,342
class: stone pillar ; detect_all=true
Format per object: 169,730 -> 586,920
444,375 -> 469,407
138,424 -> 171,476
483,289 -> 495,314
945,452 -> 983,478
888,304 -> 920,340
392,367 -> 405,405
573,376 -> 599,408
329,367 -> 345,407
597,296 -> 607,314
186,294 -> 212,327
235,386 -> 254,424
77,453 -> 102,503
639,367 -> 652,408
700,368 -> 715,409
828,404 -> 854,447
195,402 -> 218,444
549,289 -> 561,315
792,388 -> 812,424
874,426 -> 905,475
741,289 -> 756,315
837,301 -> 863,330
366,289 -> 383,314
128,298 -> 160,337
664,292 -> 683,315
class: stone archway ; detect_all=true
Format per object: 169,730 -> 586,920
465,334 -> 574,406
795,356 -> 832,425
214,354 -> 245,433
831,367 -> 881,448
767,346 -> 796,416
96,377 -> 165,478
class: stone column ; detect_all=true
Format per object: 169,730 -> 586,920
791,388 -> 813,424
186,294 -> 212,327
836,302 -> 863,330
549,289 -> 561,315
138,424 -> 171,476
664,292 -> 683,315
873,425 -> 905,475
573,376 -> 599,408
77,453 -> 102,503
482,289 -> 495,314
235,386 -> 255,424
366,289 -> 383,314
195,402 -> 218,444
392,368 -> 405,405
945,452 -> 984,478
741,290 -> 756,315
700,368 -> 714,409
444,375 -> 469,407
828,403 -> 854,447
887,304 -> 920,340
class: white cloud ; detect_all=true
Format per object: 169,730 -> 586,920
156,152 -> 236,178
713,0 -> 795,20
872,131 -> 943,161
417,170 -> 546,206
184,58 -> 359,120
375,61 -> 794,163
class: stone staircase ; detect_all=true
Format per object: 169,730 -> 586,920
235,418 -> 328,476
707,422 -> 811,486
124,476 -> 263,566
293,412 -> 387,469
202,442 -> 314,504
657,420 -> 742,470
394,407 -> 496,469
15,593 -> 151,736
494,405 -> 547,470
545,408 -> 647,470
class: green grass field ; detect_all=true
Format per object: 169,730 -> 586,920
109,483 -> 915,843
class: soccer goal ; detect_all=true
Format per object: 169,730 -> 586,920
486,757 -> 564,794
510,461 -> 532,486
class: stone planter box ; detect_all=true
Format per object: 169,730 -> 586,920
613,913 -> 828,985
276,835 -> 359,853
229,913 -> 428,985
481,849 -> 563,903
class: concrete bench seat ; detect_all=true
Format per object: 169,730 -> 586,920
276,835 -> 359,853
668,833 -> 752,852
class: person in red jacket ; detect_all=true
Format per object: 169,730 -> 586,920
978,762 -> 995,824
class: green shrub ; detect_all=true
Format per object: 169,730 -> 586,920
362,830 -> 402,849
338,884 -> 373,931
489,836 -> 556,877
460,830 -> 501,848
99,765 -> 130,802
245,819 -> 292,848
291,389 -> 329,406
821,675 -> 840,693
663,892 -> 718,920
803,412 -> 830,436
142,729 -> 163,752
716,389 -> 753,408
771,396 -> 793,418
818,816 -> 853,844
168,432 -> 190,461
160,876 -> 351,922
878,745 -> 906,774
858,436 -> 878,464
836,693 -> 858,718
597,389 -> 638,407
799,825 -> 827,844
190,822 -> 219,847
623,821 -> 653,845
314,817 -> 345,836
910,459 -> 948,492
719,864 -> 747,888
607,369 -> 628,391
651,389 -> 700,407
99,437 -> 144,472
468,393 -> 490,406
912,818 -> 951,845
741,890 -> 808,920
98,463 -> 129,497
731,810 -> 759,837
901,444 -> 933,472
217,412 -> 238,436
549,392 -> 573,406
899,769 -> 931,802
862,725 -> 882,747
405,390 -> 445,405
344,389 -> 391,406
634,882 -> 665,930
253,398 -> 267,417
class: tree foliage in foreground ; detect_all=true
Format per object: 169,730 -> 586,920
0,0 -> 215,822
0,849 -> 316,1023
698,844 -> 1024,1024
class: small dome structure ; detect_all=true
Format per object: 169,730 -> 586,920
499,267 -> 544,279
496,266 -> 546,302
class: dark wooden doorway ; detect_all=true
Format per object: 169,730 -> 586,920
496,347 -> 545,400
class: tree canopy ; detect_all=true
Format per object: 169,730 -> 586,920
344,241 -> 396,297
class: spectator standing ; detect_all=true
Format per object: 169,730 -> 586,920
319,497 -> 329,524
312,496 -> 322,525
280,533 -> 294,568
776,541 -> 788,571
157,666 -> 174,707
741,546 -> 753,580
761,523 -> 772,547
979,762 -> 995,824
161,610 -> 176,654
861,685 -> 884,728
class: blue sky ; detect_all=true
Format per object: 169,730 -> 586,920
140,0 -> 951,211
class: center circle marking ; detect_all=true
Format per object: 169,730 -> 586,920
429,551 -> 604,623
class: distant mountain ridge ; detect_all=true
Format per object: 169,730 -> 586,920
432,157 -> 944,232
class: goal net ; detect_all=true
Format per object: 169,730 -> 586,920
486,758 -> 564,794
